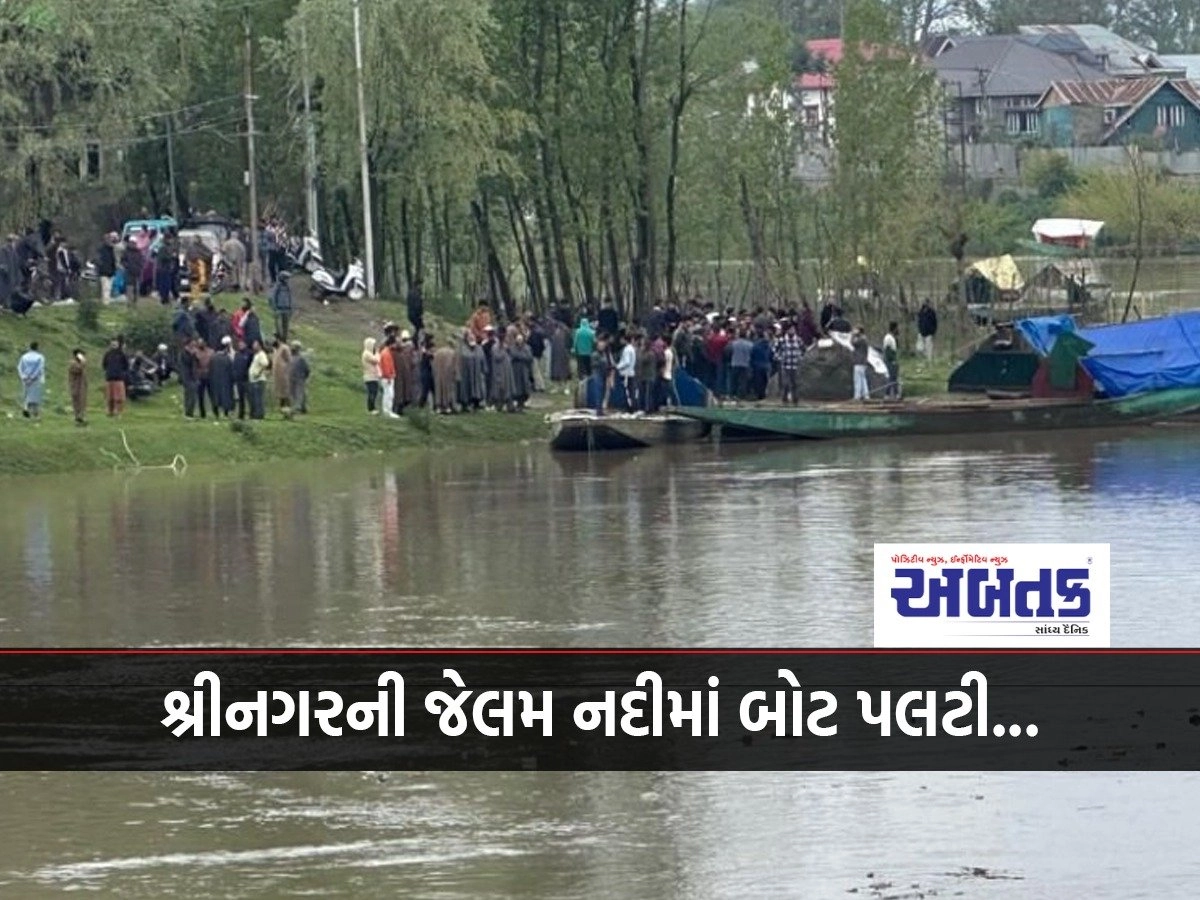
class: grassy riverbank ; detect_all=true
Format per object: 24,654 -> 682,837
0,297 -> 560,477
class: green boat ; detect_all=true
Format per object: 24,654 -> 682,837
673,388 -> 1200,441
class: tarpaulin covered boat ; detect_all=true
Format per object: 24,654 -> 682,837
674,311 -> 1200,441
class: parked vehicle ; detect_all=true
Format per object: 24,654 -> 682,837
310,256 -> 366,302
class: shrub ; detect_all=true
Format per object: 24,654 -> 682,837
76,297 -> 101,331
122,306 -> 173,354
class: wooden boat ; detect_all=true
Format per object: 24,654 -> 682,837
547,410 -> 709,452
673,387 -> 1200,441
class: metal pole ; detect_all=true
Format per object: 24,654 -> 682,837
300,20 -> 320,241
165,115 -> 179,220
352,0 -> 376,298
243,5 -> 260,290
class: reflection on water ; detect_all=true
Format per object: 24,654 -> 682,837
1,428 -> 1200,896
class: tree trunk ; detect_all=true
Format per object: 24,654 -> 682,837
664,0 -> 690,305
532,190 -> 558,306
399,194 -> 414,288
739,172 -> 769,303
506,190 -> 541,312
602,188 -> 624,314
628,0 -> 655,318
471,197 -> 516,321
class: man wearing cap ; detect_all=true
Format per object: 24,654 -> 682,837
268,271 -> 294,342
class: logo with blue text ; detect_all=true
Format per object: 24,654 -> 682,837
873,543 -> 1110,648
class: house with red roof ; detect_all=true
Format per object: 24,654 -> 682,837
794,38 -> 842,146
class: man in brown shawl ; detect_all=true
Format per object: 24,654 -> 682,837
432,336 -> 459,414
394,330 -> 419,415
272,339 -> 293,418
67,348 -> 87,425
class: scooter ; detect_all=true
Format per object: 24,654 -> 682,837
310,256 -> 366,302
288,235 -> 324,274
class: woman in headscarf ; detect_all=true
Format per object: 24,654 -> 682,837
432,336 -> 459,414
67,347 -> 87,425
361,337 -> 381,414
457,330 -> 486,412
509,331 -> 534,412
272,339 -> 293,418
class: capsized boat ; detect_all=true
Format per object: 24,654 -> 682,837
547,409 -> 710,451
672,388 -> 1200,441
548,366 -> 713,452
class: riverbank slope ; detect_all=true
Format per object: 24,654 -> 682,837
0,298 -> 559,477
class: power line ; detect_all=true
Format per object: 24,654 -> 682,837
0,94 -> 245,134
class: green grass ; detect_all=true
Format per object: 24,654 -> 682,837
0,299 -> 560,477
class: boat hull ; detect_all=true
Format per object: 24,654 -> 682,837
549,414 -> 709,452
674,388 -> 1200,441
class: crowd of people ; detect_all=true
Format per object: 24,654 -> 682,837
10,242 -> 942,423
0,212 -> 298,317
361,292 -> 942,418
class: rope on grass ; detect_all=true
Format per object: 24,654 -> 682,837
98,429 -> 188,475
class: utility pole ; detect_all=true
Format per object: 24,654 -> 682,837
352,0 -> 376,298
243,5 -> 261,290
165,115 -> 179,220
300,20 -> 320,242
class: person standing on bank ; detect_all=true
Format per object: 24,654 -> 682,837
917,298 -> 937,363
233,339 -> 252,419
96,233 -> 117,302
209,336 -> 235,419
406,278 -> 425,337
851,327 -> 870,402
573,317 -> 595,379
17,341 -> 45,418
68,348 -> 87,425
361,337 -> 381,414
248,339 -> 270,420
883,321 -> 900,400
268,271 -> 294,342
289,342 -> 310,414
102,336 -> 129,417
272,338 -> 293,419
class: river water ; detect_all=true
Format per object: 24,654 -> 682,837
1,432 -> 1199,897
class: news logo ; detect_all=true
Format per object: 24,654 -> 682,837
873,543 -> 1110,648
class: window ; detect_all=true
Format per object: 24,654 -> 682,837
1103,107 -> 1117,124
1157,104 -> 1187,127
84,143 -> 101,180
1006,110 -> 1040,135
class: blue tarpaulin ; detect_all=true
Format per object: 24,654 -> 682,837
1016,311 -> 1200,398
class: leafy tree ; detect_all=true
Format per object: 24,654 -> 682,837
827,0 -> 943,300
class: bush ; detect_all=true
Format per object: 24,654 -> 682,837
122,306 -> 173,354
76,297 -> 101,331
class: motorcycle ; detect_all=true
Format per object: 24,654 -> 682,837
309,256 -> 366,302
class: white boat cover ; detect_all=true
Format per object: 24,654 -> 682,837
1031,218 -> 1105,242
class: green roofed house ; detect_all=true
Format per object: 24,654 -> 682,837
1039,77 -> 1200,150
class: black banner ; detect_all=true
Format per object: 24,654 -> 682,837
1,650 -> 1200,770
